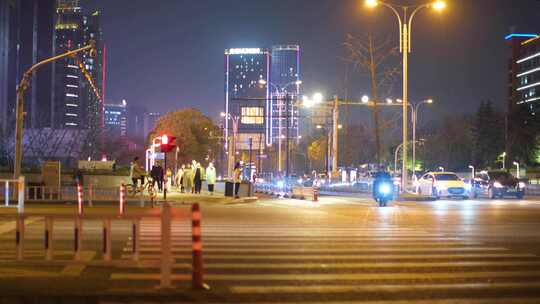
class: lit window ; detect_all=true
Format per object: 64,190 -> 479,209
241,107 -> 264,124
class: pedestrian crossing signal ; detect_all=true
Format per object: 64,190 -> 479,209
160,134 -> 176,152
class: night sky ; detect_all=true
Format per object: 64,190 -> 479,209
84,0 -> 539,123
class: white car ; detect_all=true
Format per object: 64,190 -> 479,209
417,172 -> 469,199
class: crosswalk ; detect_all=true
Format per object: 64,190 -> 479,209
111,220 -> 540,302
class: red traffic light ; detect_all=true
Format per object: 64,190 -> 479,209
160,134 -> 176,152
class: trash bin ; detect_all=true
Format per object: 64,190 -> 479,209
225,181 -> 234,197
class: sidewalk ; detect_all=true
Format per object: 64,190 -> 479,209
153,189 -> 258,205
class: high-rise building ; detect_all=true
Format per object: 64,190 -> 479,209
104,100 -> 127,138
270,45 -> 301,144
505,32 -> 539,162
53,0 -> 103,130
144,112 -> 161,140
224,48 -> 270,150
507,33 -> 540,113
127,104 -> 147,142
0,0 -> 56,134
506,33 -> 540,114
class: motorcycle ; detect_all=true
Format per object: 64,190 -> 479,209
372,172 -> 394,207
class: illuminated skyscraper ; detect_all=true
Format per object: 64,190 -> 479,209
104,100 -> 128,138
224,48 -> 270,150
53,0 -> 103,130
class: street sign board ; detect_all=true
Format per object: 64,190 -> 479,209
256,154 -> 268,159
153,152 -> 165,160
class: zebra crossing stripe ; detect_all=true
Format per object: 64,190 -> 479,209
134,246 -> 509,253
113,260 -> 540,270
110,271 -> 540,282
229,281 -> 540,294
119,253 -> 536,260
133,238 -> 482,246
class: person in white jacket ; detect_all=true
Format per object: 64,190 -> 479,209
206,162 -> 217,195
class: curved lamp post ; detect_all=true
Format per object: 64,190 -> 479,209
365,0 -> 446,190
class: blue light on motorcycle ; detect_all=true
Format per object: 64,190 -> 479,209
379,183 -> 391,195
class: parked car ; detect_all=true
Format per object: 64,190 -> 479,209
471,171 -> 525,199
417,172 -> 468,199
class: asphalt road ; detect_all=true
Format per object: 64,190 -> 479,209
1,193 -> 540,303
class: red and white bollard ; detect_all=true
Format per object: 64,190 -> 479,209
192,203 -> 208,290
77,183 -> 84,215
119,182 -> 126,215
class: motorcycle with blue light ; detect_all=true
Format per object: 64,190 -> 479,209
372,171 -> 394,207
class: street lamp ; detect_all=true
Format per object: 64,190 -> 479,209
500,152 -> 507,170
365,0 -> 446,191
468,165 -> 475,179
513,161 -> 520,178
361,95 -> 370,104
411,99 -> 434,173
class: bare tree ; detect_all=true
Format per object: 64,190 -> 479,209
344,32 -> 401,164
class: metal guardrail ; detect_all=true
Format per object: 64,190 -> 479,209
0,202 -> 207,289
0,176 -> 25,213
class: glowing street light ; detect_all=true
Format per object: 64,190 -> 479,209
468,165 -> 475,179
365,0 -> 379,8
432,0 -> 447,11
364,0 -> 447,190
386,98 -> 393,104
361,95 -> 370,104
513,161 -> 520,178
313,92 -> 324,104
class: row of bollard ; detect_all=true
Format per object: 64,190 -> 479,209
253,183 -> 318,202
76,182 -> 126,216
15,197 -> 208,290
160,202 -> 208,290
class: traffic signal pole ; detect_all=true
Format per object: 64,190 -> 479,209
13,42 -> 96,178
163,153 -> 167,201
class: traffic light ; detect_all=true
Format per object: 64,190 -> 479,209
160,134 -> 176,152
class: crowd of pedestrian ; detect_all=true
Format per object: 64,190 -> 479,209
130,157 -> 239,197
175,161 -> 217,195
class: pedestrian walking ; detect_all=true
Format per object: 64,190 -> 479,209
183,164 -> 193,193
194,163 -> 202,194
206,162 -> 216,195
130,157 -> 145,192
151,162 -> 164,192
176,164 -> 185,192
233,162 -> 242,199
166,168 -> 173,190
200,163 -> 206,192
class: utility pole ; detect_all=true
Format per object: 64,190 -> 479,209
227,117 -> 238,178
248,138 -> 253,181
331,95 -> 339,179
14,42 -> 96,178
285,94 -> 290,178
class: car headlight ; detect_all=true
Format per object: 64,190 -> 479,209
494,182 -> 503,188
519,182 -> 526,188
378,184 -> 391,195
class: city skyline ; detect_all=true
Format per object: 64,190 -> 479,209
84,0 -> 539,123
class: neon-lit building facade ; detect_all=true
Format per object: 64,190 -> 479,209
506,33 -> 540,113
224,48 -> 270,150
